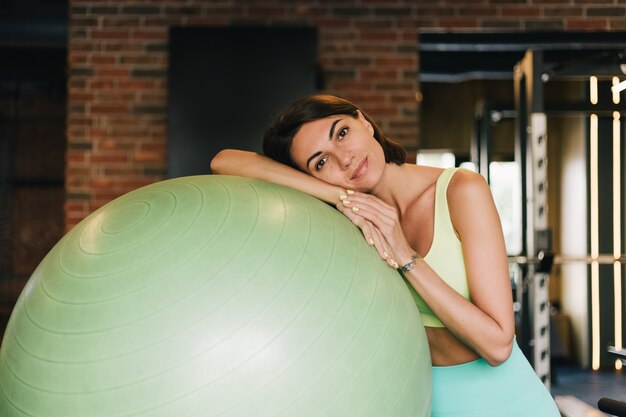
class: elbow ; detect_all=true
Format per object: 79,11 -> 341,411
484,339 -> 514,367
210,149 -> 230,174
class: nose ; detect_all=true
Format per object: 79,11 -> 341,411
340,152 -> 354,170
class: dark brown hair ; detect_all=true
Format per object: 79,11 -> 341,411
263,94 -> 406,169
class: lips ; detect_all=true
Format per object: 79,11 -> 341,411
351,157 -> 368,180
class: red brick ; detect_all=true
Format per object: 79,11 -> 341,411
68,117 -> 94,127
314,19 -> 354,30
66,151 -> 87,164
90,178 -> 114,189
439,19 -> 480,29
101,17 -> 142,27
119,55 -> 163,65
132,30 -> 168,40
356,44 -> 396,53
69,0 -> 622,230
68,53 -> 88,64
64,202 -> 88,212
544,7 -> 583,17
610,20 -> 626,29
458,6 -> 497,17
375,82 -> 414,91
360,31 -> 399,42
186,17 -> 228,25
354,20 -> 394,29
202,6 -> 245,17
363,107 -> 399,117
89,79 -> 116,89
90,128 -> 109,138
501,7 -> 541,17
71,17 -> 99,27
96,91 -> 136,102
90,153 -> 129,164
69,92 -> 93,101
444,0 -> 488,3
66,176 -> 89,188
375,57 -> 416,68
133,151 -> 166,163
362,0 -> 404,3
573,0 -> 613,3
95,68 -> 130,77
98,139 -> 135,151
140,92 -> 167,102
417,7 -> 454,16
139,143 -> 167,152
90,29 -> 131,40
118,80 -> 158,90
402,31 -> 418,42
361,69 -> 399,80
91,55 -> 117,65
103,43 -> 144,53
566,19 -> 609,29
90,103 -> 131,114
247,6 -> 286,17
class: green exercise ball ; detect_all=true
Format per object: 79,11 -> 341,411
0,175 -> 431,417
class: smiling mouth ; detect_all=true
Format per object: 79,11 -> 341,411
351,157 -> 368,180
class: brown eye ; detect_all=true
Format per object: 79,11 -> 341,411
315,157 -> 328,171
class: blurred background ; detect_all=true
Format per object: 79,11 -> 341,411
1,0 -> 625,413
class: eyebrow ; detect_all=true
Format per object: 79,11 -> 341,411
328,118 -> 341,140
305,118 -> 342,171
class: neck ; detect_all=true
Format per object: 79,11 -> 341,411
370,163 -> 424,213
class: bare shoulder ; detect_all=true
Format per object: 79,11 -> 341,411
447,169 -> 491,202
447,169 -> 500,232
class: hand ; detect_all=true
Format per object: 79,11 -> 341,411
337,191 -> 415,268
336,199 -> 398,269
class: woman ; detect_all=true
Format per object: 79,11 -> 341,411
210,94 -> 560,416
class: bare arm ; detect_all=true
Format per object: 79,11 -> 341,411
210,149 -> 345,204
212,150 -> 397,263
404,171 -> 515,365
338,170 -> 515,366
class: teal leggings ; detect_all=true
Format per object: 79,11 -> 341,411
431,341 -> 560,416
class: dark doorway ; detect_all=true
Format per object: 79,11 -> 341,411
0,48 -> 67,281
168,26 -> 319,177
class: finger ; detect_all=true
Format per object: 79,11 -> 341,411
370,226 -> 398,268
340,193 -> 397,220
343,191 -> 396,214
340,199 -> 395,234
337,202 -> 397,268
359,220 -> 377,248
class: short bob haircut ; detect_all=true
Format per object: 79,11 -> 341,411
263,94 -> 406,169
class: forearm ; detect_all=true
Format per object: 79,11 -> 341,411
404,259 -> 514,366
210,149 -> 344,204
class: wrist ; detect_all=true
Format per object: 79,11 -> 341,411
397,253 -> 420,273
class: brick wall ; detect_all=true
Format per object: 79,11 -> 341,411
66,0 -> 626,229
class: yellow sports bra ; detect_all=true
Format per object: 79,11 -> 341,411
402,168 -> 471,328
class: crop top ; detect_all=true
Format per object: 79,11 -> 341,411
401,168 -> 471,328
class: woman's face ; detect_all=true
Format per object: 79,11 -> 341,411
290,110 -> 386,191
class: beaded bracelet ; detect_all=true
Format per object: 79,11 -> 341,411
398,254 -> 420,273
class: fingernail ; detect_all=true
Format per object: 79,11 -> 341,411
368,238 -> 374,246
352,206 -> 359,212
383,251 -> 389,258
347,189 -> 355,195
339,194 -> 347,200
391,260 -> 399,269
342,199 -> 351,205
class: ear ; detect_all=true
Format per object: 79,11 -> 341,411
356,110 -> 374,134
